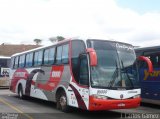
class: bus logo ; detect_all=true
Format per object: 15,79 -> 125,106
51,71 -> 61,78
116,43 -> 133,51
14,72 -> 26,78
120,94 -> 123,99
144,70 -> 160,80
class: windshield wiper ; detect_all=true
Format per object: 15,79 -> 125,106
108,60 -> 119,88
120,60 -> 134,88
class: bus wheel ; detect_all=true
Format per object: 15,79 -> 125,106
57,91 -> 70,112
18,85 -> 24,99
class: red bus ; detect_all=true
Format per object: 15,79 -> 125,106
10,39 -> 152,112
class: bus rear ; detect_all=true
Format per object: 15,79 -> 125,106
0,56 -> 10,87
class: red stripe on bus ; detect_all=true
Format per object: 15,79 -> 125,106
69,84 -> 87,110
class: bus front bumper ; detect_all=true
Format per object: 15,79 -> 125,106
89,96 -> 141,111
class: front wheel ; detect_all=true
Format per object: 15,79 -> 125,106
57,91 -> 70,112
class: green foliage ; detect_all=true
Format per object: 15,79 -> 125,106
33,39 -> 42,45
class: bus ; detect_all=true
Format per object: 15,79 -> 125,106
136,46 -> 160,105
10,39 -> 153,112
0,56 -> 10,87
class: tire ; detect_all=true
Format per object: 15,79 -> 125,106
56,91 -> 70,112
18,85 -> 24,99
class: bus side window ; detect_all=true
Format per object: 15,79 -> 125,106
34,50 -> 43,66
62,44 -> 69,64
44,49 -> 49,65
48,47 -> 55,64
26,53 -> 33,67
19,55 -> 25,68
44,47 -> 55,65
79,54 -> 89,86
14,56 -> 19,68
56,46 -> 62,64
9,57 -> 15,69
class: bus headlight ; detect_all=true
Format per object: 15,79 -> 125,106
92,94 -> 108,100
133,94 -> 140,98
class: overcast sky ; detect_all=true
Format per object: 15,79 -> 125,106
0,0 -> 160,47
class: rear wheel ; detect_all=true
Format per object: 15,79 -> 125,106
56,91 -> 70,112
18,85 -> 24,99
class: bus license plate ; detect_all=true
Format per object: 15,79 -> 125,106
118,103 -> 125,107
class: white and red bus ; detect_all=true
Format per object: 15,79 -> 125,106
10,39 -> 153,112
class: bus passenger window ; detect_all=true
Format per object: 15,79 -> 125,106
26,53 -> 33,67
62,44 -> 69,64
11,57 -> 14,69
44,49 -> 49,65
19,55 -> 25,68
44,48 -> 55,65
34,50 -> 43,66
14,56 -> 19,68
56,46 -> 62,64
48,47 -> 55,64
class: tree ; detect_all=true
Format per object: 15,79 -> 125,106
49,36 -> 65,43
49,37 -> 57,43
57,36 -> 65,41
33,39 -> 42,45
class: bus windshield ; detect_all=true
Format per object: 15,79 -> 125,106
87,40 -> 139,89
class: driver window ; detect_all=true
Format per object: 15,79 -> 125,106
79,54 -> 89,86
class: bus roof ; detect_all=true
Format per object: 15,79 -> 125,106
11,38 -> 133,57
0,56 -> 10,59
135,45 -> 160,52
11,39 -> 71,57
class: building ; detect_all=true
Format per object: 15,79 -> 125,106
0,44 -> 41,57
0,44 -> 40,87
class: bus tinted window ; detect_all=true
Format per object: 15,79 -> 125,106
44,49 -> 49,64
19,55 -> 25,68
71,40 -> 86,83
26,53 -> 33,67
142,52 -> 160,68
34,50 -> 43,66
14,56 -> 19,68
44,47 -> 55,65
62,44 -> 69,64
11,57 -> 14,69
56,46 -> 62,64
48,47 -> 55,64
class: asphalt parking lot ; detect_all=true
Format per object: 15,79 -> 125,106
0,89 -> 160,119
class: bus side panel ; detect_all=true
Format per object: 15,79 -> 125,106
25,65 -> 71,101
10,68 -> 29,93
139,68 -> 160,100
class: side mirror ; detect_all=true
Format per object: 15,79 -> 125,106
86,48 -> 97,66
138,56 -> 153,73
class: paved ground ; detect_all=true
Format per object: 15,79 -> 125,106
0,89 -> 159,119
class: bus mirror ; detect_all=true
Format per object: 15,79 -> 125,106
138,56 -> 153,73
86,48 -> 97,66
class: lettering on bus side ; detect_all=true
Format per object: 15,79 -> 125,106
51,71 -> 61,78
14,72 -> 26,78
144,70 -> 160,80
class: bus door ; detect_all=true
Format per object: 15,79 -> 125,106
69,53 -> 90,109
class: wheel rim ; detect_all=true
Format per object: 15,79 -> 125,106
59,95 -> 67,109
